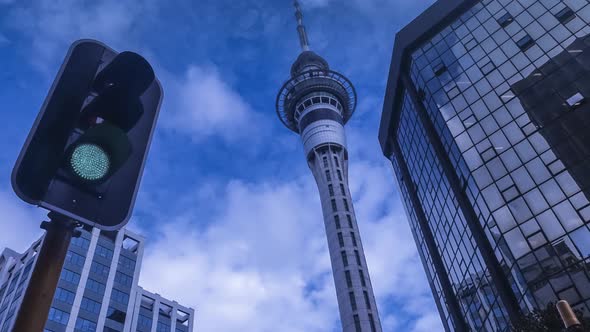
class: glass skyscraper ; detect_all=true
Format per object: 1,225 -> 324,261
379,0 -> 590,330
0,227 -> 194,332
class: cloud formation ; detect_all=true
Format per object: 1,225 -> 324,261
4,0 -> 158,72
160,65 -> 267,144
136,159 -> 442,331
0,191 -> 44,253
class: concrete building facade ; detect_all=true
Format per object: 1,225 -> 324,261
0,227 -> 194,332
379,0 -> 590,330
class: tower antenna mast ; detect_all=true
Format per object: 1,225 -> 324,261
294,0 -> 310,51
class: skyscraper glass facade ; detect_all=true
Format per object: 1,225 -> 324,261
380,0 -> 590,330
0,227 -> 194,332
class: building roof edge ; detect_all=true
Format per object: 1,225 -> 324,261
378,0 -> 478,156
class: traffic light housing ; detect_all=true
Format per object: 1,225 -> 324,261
12,39 -> 163,230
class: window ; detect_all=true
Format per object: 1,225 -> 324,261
364,291 -> 371,309
334,215 -> 341,229
95,244 -> 113,259
91,261 -> 110,277
333,156 -> 339,167
157,321 -> 171,332
349,292 -> 357,311
86,278 -> 105,295
75,317 -> 97,332
325,170 -> 331,182
354,314 -> 361,332
60,269 -> 81,284
355,250 -> 362,266
433,62 -> 447,76
115,271 -> 133,287
369,313 -> 377,332
337,170 -> 343,181
80,297 -> 101,314
555,6 -> 575,23
338,233 -> 345,247
328,184 -> 334,196
138,314 -> 152,328
54,287 -> 75,304
65,250 -> 85,267
566,93 -> 584,108
346,215 -> 353,228
340,184 -> 345,196
497,12 -> 513,27
350,232 -> 357,246
359,270 -> 366,287
331,199 -> 337,212
48,307 -> 69,325
71,236 -> 90,250
118,256 -> 136,270
341,251 -> 349,267
107,306 -> 126,323
111,289 -> 129,306
516,34 -> 534,51
323,156 -> 328,168
343,199 -> 349,212
345,271 -> 352,288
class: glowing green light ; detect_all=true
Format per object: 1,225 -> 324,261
69,143 -> 110,181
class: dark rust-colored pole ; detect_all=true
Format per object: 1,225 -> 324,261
12,212 -> 80,332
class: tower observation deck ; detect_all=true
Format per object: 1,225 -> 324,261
275,2 -> 382,331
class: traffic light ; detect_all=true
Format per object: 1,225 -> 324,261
12,39 -> 163,230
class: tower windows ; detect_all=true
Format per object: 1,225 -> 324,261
349,292 -> 357,311
347,214 -> 353,228
334,156 -> 339,167
323,156 -> 328,168
343,199 -> 349,212
331,199 -> 337,212
334,215 -> 341,229
359,270 -> 366,287
325,170 -> 331,182
337,170 -> 343,181
338,233 -> 345,247
354,315 -> 361,332
312,97 -> 321,104
328,184 -> 334,196
321,96 -> 329,103
355,250 -> 362,266
351,232 -> 357,246
364,291 -> 371,309
341,251 -> 348,267
340,184 -> 345,195
369,314 -> 377,332
345,270 -> 352,288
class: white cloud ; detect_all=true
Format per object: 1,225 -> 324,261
136,178 -> 339,331
136,160 -> 441,331
160,65 -> 267,144
5,0 -> 158,72
0,34 -> 9,46
411,312 -> 445,332
0,191 -> 45,253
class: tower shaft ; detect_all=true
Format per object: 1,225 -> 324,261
275,2 -> 383,331
307,143 -> 382,332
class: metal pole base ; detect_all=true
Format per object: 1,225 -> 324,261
11,212 -> 80,332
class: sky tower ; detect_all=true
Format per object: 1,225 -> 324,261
275,2 -> 382,331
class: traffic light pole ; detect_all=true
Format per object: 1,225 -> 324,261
12,212 -> 80,332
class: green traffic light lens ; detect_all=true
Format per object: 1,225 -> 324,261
69,143 -> 111,181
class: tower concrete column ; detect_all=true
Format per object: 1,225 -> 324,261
275,3 -> 383,330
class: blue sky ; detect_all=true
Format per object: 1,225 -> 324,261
0,0 -> 443,330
